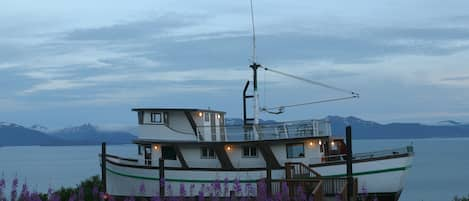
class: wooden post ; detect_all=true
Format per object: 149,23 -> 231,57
159,158 -> 165,197
101,142 -> 107,193
266,166 -> 272,196
346,126 -> 353,201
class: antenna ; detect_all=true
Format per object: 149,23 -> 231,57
250,0 -> 256,63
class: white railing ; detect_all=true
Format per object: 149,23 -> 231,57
196,119 -> 332,142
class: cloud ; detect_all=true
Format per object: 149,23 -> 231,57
64,14 -> 203,41
441,75 -> 469,81
22,80 -> 96,94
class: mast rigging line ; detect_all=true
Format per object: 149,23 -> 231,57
262,96 -> 359,111
260,66 -> 359,96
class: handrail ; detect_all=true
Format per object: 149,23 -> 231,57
312,180 -> 324,201
100,153 -> 138,162
195,119 -> 332,141
286,162 -> 321,178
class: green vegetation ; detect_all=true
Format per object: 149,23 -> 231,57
454,195 -> 469,201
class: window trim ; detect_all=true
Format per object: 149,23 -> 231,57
242,146 -> 258,158
150,112 -> 163,124
286,143 -> 305,158
200,147 -> 216,159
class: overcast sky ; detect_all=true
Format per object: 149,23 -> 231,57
1,0 -> 469,129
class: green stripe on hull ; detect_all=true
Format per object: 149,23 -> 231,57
323,165 -> 412,178
106,165 -> 411,183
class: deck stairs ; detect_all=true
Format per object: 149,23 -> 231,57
282,162 -> 357,201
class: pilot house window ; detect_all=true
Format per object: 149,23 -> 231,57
286,143 -> 305,158
150,113 -> 162,123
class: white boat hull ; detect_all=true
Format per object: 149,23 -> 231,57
104,153 -> 412,200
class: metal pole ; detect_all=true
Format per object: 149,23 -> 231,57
346,126 -> 353,201
266,166 -> 272,196
101,142 -> 107,193
159,158 -> 165,197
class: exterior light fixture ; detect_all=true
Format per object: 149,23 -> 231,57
309,141 -> 314,146
198,112 -> 203,117
318,140 -> 322,145
331,141 -> 335,146
226,145 -> 232,151
153,145 -> 159,150
217,114 -> 221,119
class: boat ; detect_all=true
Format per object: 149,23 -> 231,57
100,69 -> 413,201
99,4 -> 413,201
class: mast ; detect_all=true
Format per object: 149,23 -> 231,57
249,0 -> 260,125
250,62 -> 260,125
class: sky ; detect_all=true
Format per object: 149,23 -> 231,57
1,0 -> 469,129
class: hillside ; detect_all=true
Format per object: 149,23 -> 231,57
0,122 -> 68,146
326,116 -> 469,139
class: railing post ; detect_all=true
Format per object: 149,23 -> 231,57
346,126 -> 353,201
101,142 -> 107,193
159,158 -> 165,197
266,166 -> 272,196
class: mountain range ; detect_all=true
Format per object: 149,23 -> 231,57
1,116 -> 469,146
0,122 -> 136,146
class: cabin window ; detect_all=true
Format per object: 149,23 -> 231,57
200,147 -> 216,159
162,146 -> 177,160
204,112 -> 210,122
286,143 -> 305,158
242,146 -> 258,158
150,112 -> 162,123
138,145 -> 142,155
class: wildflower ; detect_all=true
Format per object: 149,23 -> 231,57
68,193 -> 77,201
11,177 -> 18,201
197,189 -> 204,201
0,175 -> 5,201
281,182 -> 289,201
19,181 -> 30,201
78,187 -> 84,201
295,185 -> 306,201
256,179 -> 267,201
139,183 -> 146,194
335,193 -> 342,201
223,178 -> 229,197
189,184 -> 195,197
179,183 -> 186,201
233,178 -> 242,197
360,185 -> 368,201
92,185 -> 99,200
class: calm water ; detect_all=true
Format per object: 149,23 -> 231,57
1,138 -> 469,201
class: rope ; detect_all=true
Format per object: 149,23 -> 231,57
262,95 -> 359,111
261,66 -> 359,96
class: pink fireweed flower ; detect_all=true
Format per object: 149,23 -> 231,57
179,183 -> 186,199
233,178 -> 242,197
139,183 -> 146,194
256,179 -> 267,201
223,178 -> 229,197
10,177 -> 18,201
244,183 -> 255,197
20,182 -> 30,201
189,184 -> 195,197
281,182 -> 289,201
78,187 -> 84,201
361,185 -> 369,201
295,185 -> 306,201
197,189 -> 204,201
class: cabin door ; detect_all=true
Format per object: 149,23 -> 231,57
144,145 -> 152,166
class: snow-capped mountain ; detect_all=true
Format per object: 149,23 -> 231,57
51,123 -> 136,144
